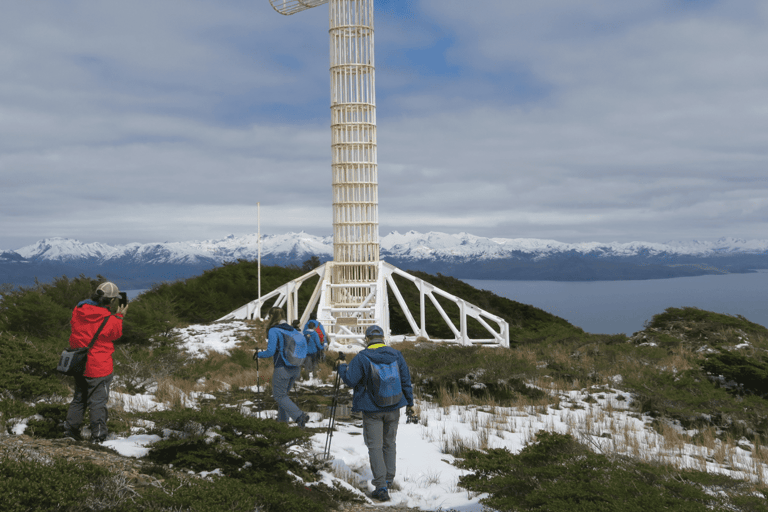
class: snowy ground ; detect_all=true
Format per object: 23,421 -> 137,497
44,322 -> 766,510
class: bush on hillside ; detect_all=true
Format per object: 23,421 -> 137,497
0,331 -> 67,400
0,274 -> 102,340
145,405 -> 312,481
702,350 -> 768,397
649,307 -> 768,344
143,405 -> 339,511
119,292 -> 183,345
0,457 -> 117,512
137,261 -> 314,324
626,368 -> 768,436
400,344 -> 545,403
456,431 -> 766,512
0,452 -> 336,512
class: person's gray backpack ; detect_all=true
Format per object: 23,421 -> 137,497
365,356 -> 403,408
275,326 -> 307,368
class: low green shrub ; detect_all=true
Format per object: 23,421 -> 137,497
0,457 -> 111,512
141,405 -> 343,510
136,262 -> 313,324
0,274 -> 101,339
650,307 -> 768,339
25,402 -> 69,439
0,455 -> 332,512
0,331 -> 67,400
703,350 -> 768,396
456,431 -> 765,512
113,342 -> 190,394
119,292 -> 183,345
136,476 -> 327,512
400,344 -> 544,403
145,406 -> 312,481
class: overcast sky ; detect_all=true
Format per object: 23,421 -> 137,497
2,0 -> 767,249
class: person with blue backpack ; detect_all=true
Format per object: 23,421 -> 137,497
303,320 -> 325,378
306,313 -> 327,342
256,307 -> 310,428
337,325 -> 414,502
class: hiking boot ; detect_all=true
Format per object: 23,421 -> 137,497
62,431 -> 82,442
371,487 -> 390,502
296,413 -> 310,429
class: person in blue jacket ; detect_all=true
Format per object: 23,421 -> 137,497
256,307 -> 309,428
337,325 -> 414,502
303,320 -> 324,378
305,313 -> 327,350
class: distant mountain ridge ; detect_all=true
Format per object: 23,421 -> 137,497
2,232 -> 768,288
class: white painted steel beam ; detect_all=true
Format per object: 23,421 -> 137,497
269,0 -> 328,16
219,261 -> 510,348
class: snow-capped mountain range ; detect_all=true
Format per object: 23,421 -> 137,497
6,231 -> 768,264
2,231 -> 768,288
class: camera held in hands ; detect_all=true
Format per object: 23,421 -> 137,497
118,292 -> 128,307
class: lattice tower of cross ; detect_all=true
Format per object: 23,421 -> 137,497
219,1 -> 510,349
271,0 -> 379,310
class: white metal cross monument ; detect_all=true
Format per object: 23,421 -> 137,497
219,0 -> 509,348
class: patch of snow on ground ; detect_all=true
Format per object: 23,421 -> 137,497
174,321 -> 253,358
110,392 -> 165,412
104,434 -> 162,458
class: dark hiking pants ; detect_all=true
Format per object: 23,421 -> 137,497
64,373 -> 113,441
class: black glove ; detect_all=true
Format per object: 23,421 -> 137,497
406,406 -> 414,416
253,350 -> 260,361
338,351 -> 346,362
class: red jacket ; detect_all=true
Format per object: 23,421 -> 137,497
69,301 -> 123,378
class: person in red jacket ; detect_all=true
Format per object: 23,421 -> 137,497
62,281 -> 128,442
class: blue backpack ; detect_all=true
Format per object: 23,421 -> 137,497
366,357 -> 403,408
275,327 -> 307,368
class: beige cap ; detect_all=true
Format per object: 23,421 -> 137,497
96,281 -> 120,298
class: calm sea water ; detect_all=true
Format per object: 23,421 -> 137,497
463,270 -> 768,335
125,289 -> 147,300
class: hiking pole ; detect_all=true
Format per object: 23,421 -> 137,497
253,349 -> 261,418
323,352 -> 345,460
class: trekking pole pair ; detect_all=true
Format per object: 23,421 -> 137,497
323,352 -> 345,460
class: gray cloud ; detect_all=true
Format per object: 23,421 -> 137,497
1,0 -> 767,250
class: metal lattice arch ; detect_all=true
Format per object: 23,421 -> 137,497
220,0 -> 510,348
219,262 -> 509,348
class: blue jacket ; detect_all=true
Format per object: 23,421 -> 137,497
258,323 -> 298,368
339,343 -> 414,413
303,326 -> 323,355
305,319 -> 327,347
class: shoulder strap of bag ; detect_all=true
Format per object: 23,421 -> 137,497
86,316 -> 111,352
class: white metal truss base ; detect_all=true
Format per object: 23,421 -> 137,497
218,261 -> 510,348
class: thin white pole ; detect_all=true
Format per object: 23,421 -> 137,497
258,202 -> 261,308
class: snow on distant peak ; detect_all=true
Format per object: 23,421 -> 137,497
10,231 -> 768,266
16,237 -> 122,261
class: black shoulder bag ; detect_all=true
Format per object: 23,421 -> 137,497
56,316 -> 111,377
